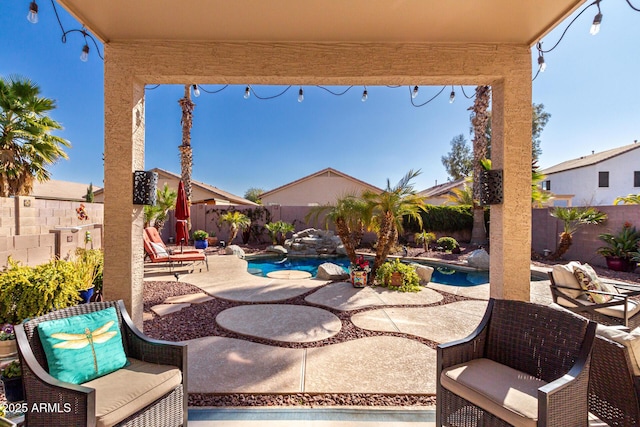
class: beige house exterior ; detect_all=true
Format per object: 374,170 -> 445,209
93,168 -> 256,206
418,179 -> 466,206
56,0 -> 588,325
260,168 -> 382,206
30,179 -> 101,202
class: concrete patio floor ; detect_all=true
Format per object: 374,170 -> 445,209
143,255 -> 607,426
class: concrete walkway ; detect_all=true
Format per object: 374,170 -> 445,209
144,254 -> 597,426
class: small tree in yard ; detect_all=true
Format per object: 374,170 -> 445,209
549,207 -> 607,259
265,221 -> 295,245
415,231 -> 436,252
220,211 -> 251,245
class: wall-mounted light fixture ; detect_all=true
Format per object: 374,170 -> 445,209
133,170 -> 158,205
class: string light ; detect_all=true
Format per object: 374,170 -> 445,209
298,87 -> 304,103
361,87 -> 368,102
192,85 -> 200,97
449,86 -> 455,104
27,1 -> 38,24
411,86 -> 419,99
590,0 -> 603,35
80,44 -> 89,62
537,43 -> 546,72
244,86 -> 251,99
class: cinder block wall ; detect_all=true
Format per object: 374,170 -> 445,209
0,196 -> 104,267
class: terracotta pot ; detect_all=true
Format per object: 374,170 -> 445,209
0,340 -> 17,358
390,272 -> 403,287
207,236 -> 219,246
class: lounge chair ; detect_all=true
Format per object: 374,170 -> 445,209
143,227 -> 208,271
15,300 -> 187,427
437,298 -> 596,427
548,262 -> 640,328
144,226 -> 202,255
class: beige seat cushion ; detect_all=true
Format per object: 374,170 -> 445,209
557,296 -> 640,320
441,358 -> 546,427
82,358 -> 182,427
597,324 -> 640,376
552,262 -> 584,299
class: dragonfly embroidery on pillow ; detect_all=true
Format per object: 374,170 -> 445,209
52,321 -> 117,373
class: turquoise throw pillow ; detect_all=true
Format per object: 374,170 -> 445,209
37,307 -> 128,384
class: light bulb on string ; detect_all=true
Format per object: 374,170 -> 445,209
244,86 -> 251,99
361,87 -> 368,102
192,85 -> 200,97
298,87 -> 304,103
80,44 -> 89,62
536,43 -> 546,72
412,86 -> 419,99
27,1 -> 38,24
449,87 -> 455,104
590,13 -> 602,35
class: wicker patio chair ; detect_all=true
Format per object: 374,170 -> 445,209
548,263 -> 640,329
587,325 -> 640,427
437,298 -> 596,427
15,300 -> 188,427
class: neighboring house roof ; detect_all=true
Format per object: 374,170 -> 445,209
260,167 -> 383,198
30,180 -> 100,202
418,178 -> 466,199
93,168 -> 257,205
540,142 -> 640,175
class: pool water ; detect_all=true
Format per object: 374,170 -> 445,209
246,256 -> 490,287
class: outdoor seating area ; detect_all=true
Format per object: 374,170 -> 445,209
143,226 -> 209,272
14,300 -> 187,427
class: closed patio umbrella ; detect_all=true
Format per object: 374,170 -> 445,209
175,180 -> 190,252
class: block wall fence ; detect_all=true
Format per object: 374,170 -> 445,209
0,196 -> 104,268
1,199 -> 638,269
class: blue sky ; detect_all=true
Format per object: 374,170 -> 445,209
1,1 -> 639,197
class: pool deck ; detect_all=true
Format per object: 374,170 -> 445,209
143,254 -> 607,426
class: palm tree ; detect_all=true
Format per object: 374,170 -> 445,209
362,170 -> 426,275
265,221 -> 295,245
0,75 -> 71,196
614,194 -> 640,205
143,184 -> 177,229
549,207 -> 607,259
469,85 -> 491,245
414,230 -> 436,252
220,211 -> 251,245
531,161 -> 551,207
306,195 -> 368,264
178,85 -> 194,203
445,178 -> 474,206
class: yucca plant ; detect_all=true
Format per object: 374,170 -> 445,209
549,207 -> 607,259
597,223 -> 640,260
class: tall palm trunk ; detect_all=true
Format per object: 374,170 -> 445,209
178,85 -> 194,203
551,232 -> 572,260
336,217 -> 358,264
470,85 -> 491,245
373,211 -> 396,275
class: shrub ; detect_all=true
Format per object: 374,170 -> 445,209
0,258 -> 85,324
74,248 -> 103,291
437,236 -> 459,251
374,259 -> 421,292
405,205 -> 474,233
192,230 -> 209,241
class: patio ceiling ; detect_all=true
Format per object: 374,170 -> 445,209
58,0 -> 585,47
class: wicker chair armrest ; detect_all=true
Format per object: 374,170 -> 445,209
15,324 -> 96,426
538,321 -> 596,426
118,301 -> 187,371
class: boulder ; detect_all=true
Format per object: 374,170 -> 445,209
336,244 -> 347,256
266,245 -> 288,254
225,245 -> 246,259
411,263 -> 434,284
316,263 -> 350,280
467,249 -> 490,269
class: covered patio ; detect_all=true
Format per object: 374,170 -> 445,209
55,0 -> 588,326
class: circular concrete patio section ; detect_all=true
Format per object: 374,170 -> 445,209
266,270 -> 312,279
216,304 -> 342,343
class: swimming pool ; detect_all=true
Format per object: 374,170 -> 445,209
246,256 -> 491,287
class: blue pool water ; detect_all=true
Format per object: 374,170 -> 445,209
246,256 -> 490,287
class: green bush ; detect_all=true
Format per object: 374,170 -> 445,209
405,205 -> 474,233
0,258 -> 85,324
192,230 -> 209,241
375,259 -> 421,292
436,237 -> 459,251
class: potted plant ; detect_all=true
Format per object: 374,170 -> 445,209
1,360 -> 23,402
597,223 -> 640,272
375,259 -> 421,292
0,324 -> 16,358
74,248 -> 103,304
207,231 -> 219,247
349,255 -> 371,288
192,230 -> 209,250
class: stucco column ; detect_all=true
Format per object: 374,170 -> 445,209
104,49 -> 146,327
490,68 -> 532,300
